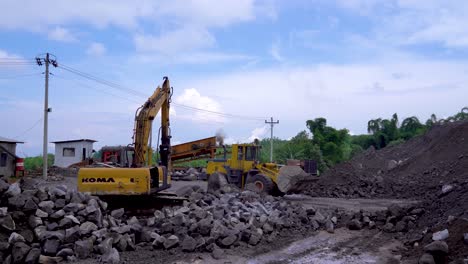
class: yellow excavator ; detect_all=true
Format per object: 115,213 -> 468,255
77,77 -> 172,195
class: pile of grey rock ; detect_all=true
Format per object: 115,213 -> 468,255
171,168 -> 206,181
346,204 -> 425,233
139,187 -> 336,259
0,178 -> 125,263
0,177 -> 335,263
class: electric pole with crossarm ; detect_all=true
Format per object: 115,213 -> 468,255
265,117 -> 279,162
36,53 -> 58,180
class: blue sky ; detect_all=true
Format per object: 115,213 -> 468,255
1,0 -> 467,156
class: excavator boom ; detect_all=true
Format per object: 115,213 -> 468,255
132,77 -> 171,168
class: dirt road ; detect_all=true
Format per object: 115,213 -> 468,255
284,194 -> 419,212
113,228 -> 405,264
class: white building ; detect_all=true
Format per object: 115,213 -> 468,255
52,139 -> 96,168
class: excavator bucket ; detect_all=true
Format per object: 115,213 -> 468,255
276,165 -> 319,193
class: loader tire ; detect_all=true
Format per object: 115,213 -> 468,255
246,174 -> 275,194
207,172 -> 228,193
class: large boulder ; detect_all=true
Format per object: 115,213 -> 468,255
100,248 -> 120,264
418,253 -> 435,264
0,214 -> 16,231
163,235 -> 179,249
110,208 -> 124,219
432,229 -> 449,241
24,248 -> 41,264
43,239 -> 60,256
219,234 -> 237,248
347,219 -> 362,230
74,239 -> 94,259
38,201 -> 54,214
181,236 -> 197,252
56,248 -> 74,259
79,222 -> 98,235
5,182 -> 21,196
424,241 -> 449,255
11,242 -> 31,263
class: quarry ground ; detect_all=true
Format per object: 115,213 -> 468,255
40,176 -> 418,264
8,121 -> 465,264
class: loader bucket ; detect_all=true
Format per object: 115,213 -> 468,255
276,165 -> 318,193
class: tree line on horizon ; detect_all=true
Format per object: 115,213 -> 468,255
23,107 -> 468,172
259,106 -> 468,172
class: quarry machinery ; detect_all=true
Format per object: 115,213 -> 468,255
206,142 -> 318,195
77,77 -> 172,196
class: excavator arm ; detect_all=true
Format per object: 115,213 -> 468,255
132,77 -> 172,169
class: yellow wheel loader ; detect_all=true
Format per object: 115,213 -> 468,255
78,77 -> 173,196
206,143 -> 318,195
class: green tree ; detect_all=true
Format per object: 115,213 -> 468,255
24,154 -> 54,171
306,118 -> 351,167
400,116 -> 425,139
366,113 -> 400,148
425,113 -> 438,127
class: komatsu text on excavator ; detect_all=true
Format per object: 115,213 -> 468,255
77,77 -> 172,195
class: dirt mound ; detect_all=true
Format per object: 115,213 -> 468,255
307,120 -> 468,261
308,120 -> 468,200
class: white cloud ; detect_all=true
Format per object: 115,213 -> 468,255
154,0 -> 257,28
133,51 -> 254,65
0,49 -> 22,59
248,126 -> 268,141
0,0 -> 269,30
0,0 -> 154,30
174,88 -> 224,124
134,27 -> 215,54
333,0 -> 390,14
330,0 -> 468,48
86,42 -> 106,56
181,56 -> 468,137
269,41 -> 283,62
48,26 -> 76,42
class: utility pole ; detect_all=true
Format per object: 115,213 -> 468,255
265,117 -> 279,162
36,53 -> 57,180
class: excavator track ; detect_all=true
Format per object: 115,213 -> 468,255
99,192 -> 187,216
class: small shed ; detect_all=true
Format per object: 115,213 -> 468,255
0,136 -> 23,177
52,139 -> 97,168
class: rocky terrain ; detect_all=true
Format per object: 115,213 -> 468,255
0,177 -> 344,264
1,121 -> 467,263
308,120 -> 468,263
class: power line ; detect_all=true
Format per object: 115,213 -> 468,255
58,63 -> 148,98
0,58 -> 36,64
0,73 -> 42,79
173,103 -> 265,121
53,74 -> 141,104
54,75 -> 263,124
56,63 -> 269,121
14,118 -> 43,139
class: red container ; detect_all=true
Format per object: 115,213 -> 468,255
15,158 -> 24,171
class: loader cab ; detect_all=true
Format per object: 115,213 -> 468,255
206,143 -> 262,188
232,144 -> 260,167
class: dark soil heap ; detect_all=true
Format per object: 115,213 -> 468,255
308,120 -> 468,262
309,120 -> 468,200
